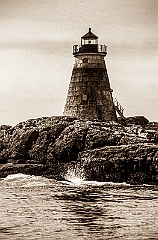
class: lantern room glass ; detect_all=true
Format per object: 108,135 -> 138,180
81,38 -> 98,45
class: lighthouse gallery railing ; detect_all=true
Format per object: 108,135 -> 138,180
73,44 -> 107,54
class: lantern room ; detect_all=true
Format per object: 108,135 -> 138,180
81,28 -> 98,45
73,28 -> 107,55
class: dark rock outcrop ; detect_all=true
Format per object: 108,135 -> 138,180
0,116 -> 158,184
49,121 -> 88,162
77,144 -> 158,184
119,116 -> 149,126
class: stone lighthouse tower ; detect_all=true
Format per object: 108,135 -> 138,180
64,28 -> 117,121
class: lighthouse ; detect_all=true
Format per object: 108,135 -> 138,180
64,28 -> 117,121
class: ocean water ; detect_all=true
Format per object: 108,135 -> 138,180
0,172 -> 158,240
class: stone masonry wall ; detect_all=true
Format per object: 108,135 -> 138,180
64,53 -> 117,121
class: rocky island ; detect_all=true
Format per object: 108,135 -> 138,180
0,116 -> 158,184
1,30 -> 157,184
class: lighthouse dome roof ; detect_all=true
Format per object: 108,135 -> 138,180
81,28 -> 98,39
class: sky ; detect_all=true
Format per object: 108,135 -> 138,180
0,0 -> 157,126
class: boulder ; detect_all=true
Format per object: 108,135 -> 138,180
125,116 -> 149,126
77,144 -> 158,184
48,121 -> 88,162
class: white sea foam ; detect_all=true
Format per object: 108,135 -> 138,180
64,166 -> 131,186
3,173 -> 130,188
2,173 -> 55,188
4,173 -> 34,180
64,178 -> 131,187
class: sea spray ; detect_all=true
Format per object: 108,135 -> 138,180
64,161 -> 85,184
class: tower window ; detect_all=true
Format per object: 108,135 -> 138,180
83,58 -> 88,63
82,95 -> 87,100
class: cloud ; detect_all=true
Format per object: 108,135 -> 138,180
108,39 -> 158,59
0,40 -> 73,56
